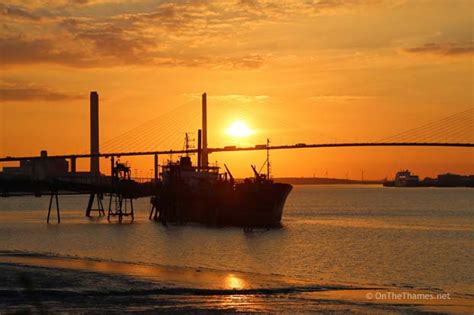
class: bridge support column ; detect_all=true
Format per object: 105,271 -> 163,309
149,197 -> 158,220
197,129 -> 202,170
154,154 -> 158,182
149,154 -> 160,221
110,156 -> 115,177
47,191 -> 60,224
107,194 -> 134,223
86,193 -> 105,217
70,157 -> 76,174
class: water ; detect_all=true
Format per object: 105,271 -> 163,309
1,185 -> 473,312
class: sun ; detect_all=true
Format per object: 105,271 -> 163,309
226,121 -> 253,138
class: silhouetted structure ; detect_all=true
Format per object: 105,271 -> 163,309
201,93 -> 208,168
90,91 -> 100,176
384,170 -> 474,187
149,97 -> 293,228
435,173 -> 474,187
1,150 -> 68,180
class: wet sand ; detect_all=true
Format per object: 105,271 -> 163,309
1,252 -> 472,313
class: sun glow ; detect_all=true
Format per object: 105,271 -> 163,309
225,273 -> 245,289
226,121 -> 253,138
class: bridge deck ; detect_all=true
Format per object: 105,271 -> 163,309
0,142 -> 472,162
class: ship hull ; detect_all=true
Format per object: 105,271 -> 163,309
155,182 -> 292,227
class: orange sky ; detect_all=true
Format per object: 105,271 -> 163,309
0,0 -> 473,179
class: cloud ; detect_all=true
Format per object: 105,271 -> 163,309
0,33 -> 267,69
210,94 -> 269,101
0,3 -> 40,21
147,53 -> 267,69
302,0 -> 381,14
74,29 -> 156,65
309,95 -> 375,102
0,82 -> 84,102
0,0 -> 399,69
404,42 -> 474,57
0,36 -> 90,66
217,54 -> 265,69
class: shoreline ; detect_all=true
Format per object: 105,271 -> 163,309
1,251 -> 472,313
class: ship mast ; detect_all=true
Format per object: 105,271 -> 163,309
185,133 -> 190,156
183,132 -> 194,157
266,138 -> 271,179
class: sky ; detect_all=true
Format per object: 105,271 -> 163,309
0,0 -> 473,179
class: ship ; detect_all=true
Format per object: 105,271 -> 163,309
383,169 -> 420,187
149,93 -> 293,227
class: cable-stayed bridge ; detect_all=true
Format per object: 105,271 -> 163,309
95,97 -> 474,155
0,141 -> 471,163
1,98 -> 472,163
0,92 -> 472,223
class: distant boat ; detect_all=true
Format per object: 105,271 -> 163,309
383,170 -> 419,187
